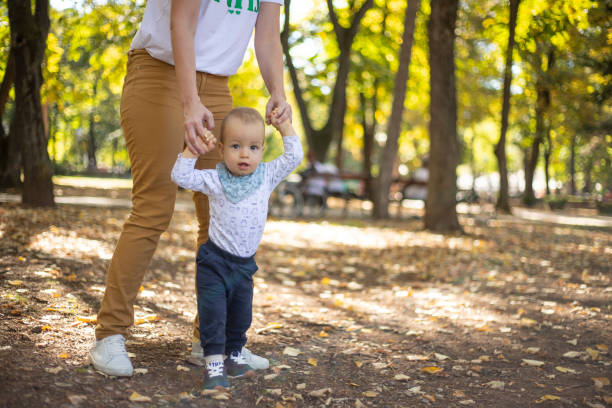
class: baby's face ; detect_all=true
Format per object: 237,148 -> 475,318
219,119 -> 265,176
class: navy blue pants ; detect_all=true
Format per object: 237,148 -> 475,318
196,239 -> 258,356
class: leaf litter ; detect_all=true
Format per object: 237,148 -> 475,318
0,196 -> 610,407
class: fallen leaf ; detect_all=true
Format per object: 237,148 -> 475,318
45,367 -> 63,374
308,388 -> 331,398
266,389 -> 282,396
486,381 -> 505,390
371,362 -> 387,369
296,383 -> 306,390
255,322 -> 283,334
434,353 -> 451,361
424,394 -> 436,402
563,351 -> 582,358
212,393 -> 229,400
535,395 -> 560,403
476,324 -> 493,332
525,347 -> 540,354
283,347 -> 301,357
176,365 -> 190,372
134,314 -> 158,325
319,331 -> 329,337
308,358 -> 317,367
586,348 -> 599,360
8,280 -> 23,286
362,391 -> 378,397
134,368 -> 148,375
520,318 -> 538,327
264,373 -> 278,380
459,400 -> 475,405
522,359 -> 544,367
355,399 -> 365,408
595,344 -> 608,351
422,366 -> 444,374
58,353 -> 69,359
355,361 -> 363,368
75,315 -> 97,324
178,392 -> 194,400
394,374 -> 410,381
129,392 -> 152,402
592,377 -> 610,389
555,366 -> 577,374
67,394 -> 87,405
454,390 -> 467,398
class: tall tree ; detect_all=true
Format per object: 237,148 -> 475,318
425,0 -> 461,231
372,0 -> 421,219
494,0 -> 520,214
7,0 -> 54,206
281,0 -> 373,162
0,49 -> 20,188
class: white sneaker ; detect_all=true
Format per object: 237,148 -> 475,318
89,334 -> 134,376
188,339 -> 269,370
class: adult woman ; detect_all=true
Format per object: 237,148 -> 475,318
89,0 -> 291,377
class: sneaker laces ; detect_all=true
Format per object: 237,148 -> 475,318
229,351 -> 247,365
206,361 -> 224,377
106,336 -> 128,357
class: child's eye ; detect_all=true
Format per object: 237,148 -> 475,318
250,145 -> 259,151
231,144 -> 240,149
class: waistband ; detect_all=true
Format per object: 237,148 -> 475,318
203,239 -> 254,264
127,49 -> 229,79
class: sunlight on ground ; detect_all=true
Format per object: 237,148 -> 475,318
263,219 -> 487,251
29,227 -> 113,260
53,176 -> 132,189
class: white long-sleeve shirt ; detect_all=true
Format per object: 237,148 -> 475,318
171,135 -> 303,257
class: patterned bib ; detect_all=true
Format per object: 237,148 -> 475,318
216,162 -> 264,204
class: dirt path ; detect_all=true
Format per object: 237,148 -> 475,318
0,192 -> 610,407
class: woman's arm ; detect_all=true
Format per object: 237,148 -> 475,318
254,3 -> 292,125
171,0 -> 214,155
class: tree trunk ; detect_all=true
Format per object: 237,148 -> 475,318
524,84 -> 548,205
424,0 -> 461,232
87,78 -> 98,171
569,134 -> 576,195
524,49 -> 554,206
8,0 -> 54,207
0,48 -> 22,188
360,89 -> 376,201
281,0 -> 373,162
373,0 -> 421,219
543,123 -> 552,195
494,0 -> 520,214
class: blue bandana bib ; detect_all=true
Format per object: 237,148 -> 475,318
216,163 -> 264,203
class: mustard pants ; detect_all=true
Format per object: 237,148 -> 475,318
95,50 -> 232,340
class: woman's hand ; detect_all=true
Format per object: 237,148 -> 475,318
184,98 -> 215,155
266,96 -> 291,126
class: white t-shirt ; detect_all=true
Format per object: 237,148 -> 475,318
131,0 -> 283,76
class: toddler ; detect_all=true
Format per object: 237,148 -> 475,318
171,107 -> 303,390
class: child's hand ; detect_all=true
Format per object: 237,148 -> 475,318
182,128 -> 217,158
271,108 -> 295,137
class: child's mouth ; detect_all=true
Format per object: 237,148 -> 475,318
238,162 -> 249,170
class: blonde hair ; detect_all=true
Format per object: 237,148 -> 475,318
220,107 -> 265,142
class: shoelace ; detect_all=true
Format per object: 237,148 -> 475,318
107,337 -> 128,357
207,362 -> 224,377
229,351 -> 248,365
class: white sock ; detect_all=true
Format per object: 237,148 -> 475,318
204,354 -> 224,365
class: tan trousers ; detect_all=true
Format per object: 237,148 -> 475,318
95,50 -> 232,340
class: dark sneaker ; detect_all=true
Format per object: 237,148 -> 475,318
225,350 -> 255,378
203,360 -> 229,390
